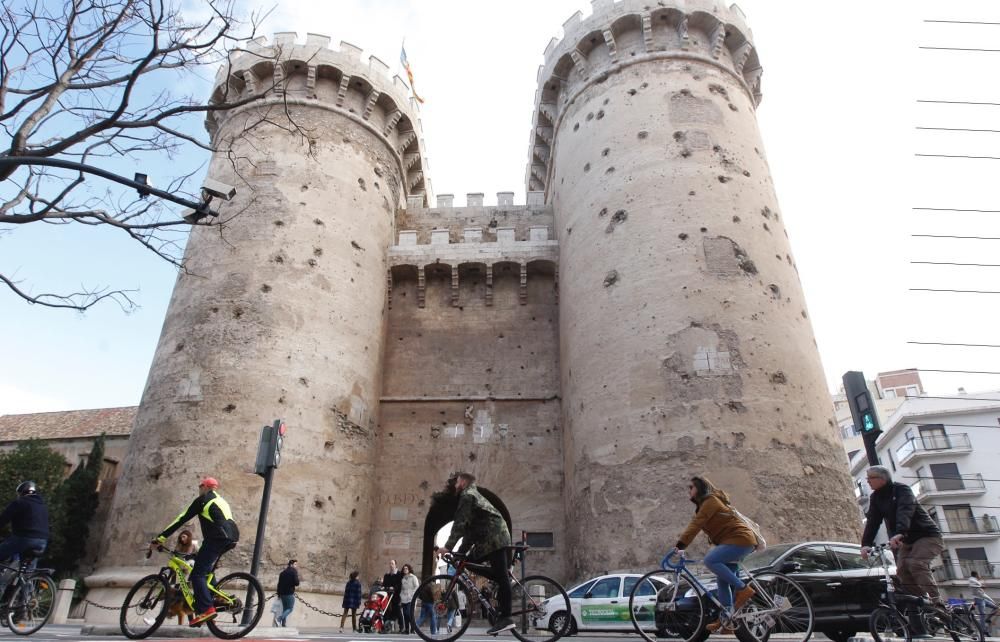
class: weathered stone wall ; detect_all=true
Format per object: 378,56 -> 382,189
528,0 -> 859,578
375,251 -> 566,582
94,35 -> 429,600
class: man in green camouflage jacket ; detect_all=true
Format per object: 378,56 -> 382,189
439,472 -> 513,635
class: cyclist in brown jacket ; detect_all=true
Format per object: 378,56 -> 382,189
673,476 -> 758,633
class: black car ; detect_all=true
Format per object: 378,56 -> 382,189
740,541 -> 894,642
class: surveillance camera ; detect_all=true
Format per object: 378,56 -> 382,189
201,178 -> 237,201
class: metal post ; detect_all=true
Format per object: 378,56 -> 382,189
243,466 -> 274,625
519,531 -> 527,632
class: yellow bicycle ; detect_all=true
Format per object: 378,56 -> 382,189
119,545 -> 263,639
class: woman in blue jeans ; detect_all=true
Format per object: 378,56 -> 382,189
672,476 -> 759,634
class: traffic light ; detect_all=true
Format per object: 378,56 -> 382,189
254,419 -> 286,476
842,371 -> 882,465
855,392 -> 879,434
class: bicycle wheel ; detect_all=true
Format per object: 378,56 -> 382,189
205,571 -> 264,639
629,569 -> 705,642
870,606 -> 911,642
120,574 -> 169,639
949,608 -> 985,642
510,574 -> 571,642
6,574 -> 55,635
413,574 -> 473,642
735,572 -> 813,642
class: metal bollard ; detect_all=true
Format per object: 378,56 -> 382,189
51,579 -> 76,624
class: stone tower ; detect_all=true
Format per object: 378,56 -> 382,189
96,33 -> 429,577
525,0 -> 858,577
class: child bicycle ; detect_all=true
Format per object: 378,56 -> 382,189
412,544 -> 571,642
0,547 -> 55,636
119,544 -> 264,640
867,543 -> 982,642
629,550 -> 814,642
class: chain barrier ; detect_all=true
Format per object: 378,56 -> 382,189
81,598 -> 121,611
294,593 -> 343,618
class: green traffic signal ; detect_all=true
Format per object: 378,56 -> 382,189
862,412 -> 876,432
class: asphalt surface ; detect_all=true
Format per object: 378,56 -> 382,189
0,625 -> 987,642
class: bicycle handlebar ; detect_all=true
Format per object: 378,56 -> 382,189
661,550 -> 685,570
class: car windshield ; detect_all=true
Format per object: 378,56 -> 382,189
743,543 -> 797,570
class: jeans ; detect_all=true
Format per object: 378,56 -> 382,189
703,544 -> 754,610
417,600 -> 438,634
974,598 -> 987,633
0,537 -> 46,594
192,538 -> 229,613
279,594 -> 295,626
402,600 -> 415,633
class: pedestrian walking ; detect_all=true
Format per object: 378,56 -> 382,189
969,571 -> 994,634
277,559 -> 300,627
416,581 -> 439,634
341,570 -> 363,633
400,564 -> 418,634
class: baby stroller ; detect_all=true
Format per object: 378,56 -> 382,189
359,582 -> 395,634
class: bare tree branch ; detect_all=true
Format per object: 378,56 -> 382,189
0,0 -> 301,312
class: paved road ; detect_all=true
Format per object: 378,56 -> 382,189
0,627 -> 985,642
0,625 -> 638,642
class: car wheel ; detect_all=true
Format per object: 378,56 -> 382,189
822,630 -> 858,642
549,612 -> 576,636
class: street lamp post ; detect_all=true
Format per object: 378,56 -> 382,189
0,156 -> 228,221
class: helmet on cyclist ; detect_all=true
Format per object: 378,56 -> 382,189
199,477 -> 219,490
15,481 -> 37,496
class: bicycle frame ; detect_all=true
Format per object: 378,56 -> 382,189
156,549 -> 233,612
440,553 -> 544,622
660,552 -> 789,626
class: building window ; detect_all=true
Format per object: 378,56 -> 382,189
884,389 -> 897,399
524,532 -> 555,549
906,385 -> 920,397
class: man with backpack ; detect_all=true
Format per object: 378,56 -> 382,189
151,477 -> 240,626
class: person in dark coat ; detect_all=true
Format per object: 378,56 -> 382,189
276,559 -> 300,626
861,465 -> 945,600
0,481 -> 49,588
382,559 -> 403,632
340,570 -> 363,632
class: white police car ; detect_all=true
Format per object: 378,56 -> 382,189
535,573 -> 673,634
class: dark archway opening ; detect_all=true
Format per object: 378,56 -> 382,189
420,486 -> 512,579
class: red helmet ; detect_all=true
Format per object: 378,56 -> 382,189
199,477 -> 219,490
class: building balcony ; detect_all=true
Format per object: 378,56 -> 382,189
940,515 -> 1000,541
896,433 -> 972,467
911,474 -> 986,500
934,560 -> 1000,583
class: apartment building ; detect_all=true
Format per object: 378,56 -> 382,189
849,391 -> 1000,598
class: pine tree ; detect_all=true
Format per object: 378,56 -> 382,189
48,435 -> 105,574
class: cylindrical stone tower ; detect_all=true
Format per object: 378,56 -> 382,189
93,33 -> 429,605
526,0 -> 858,577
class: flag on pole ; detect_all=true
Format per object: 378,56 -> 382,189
400,45 -> 425,104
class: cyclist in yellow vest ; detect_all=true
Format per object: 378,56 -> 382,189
150,477 -> 240,626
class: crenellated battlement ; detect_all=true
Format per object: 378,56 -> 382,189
206,33 -> 431,202
524,0 -> 762,194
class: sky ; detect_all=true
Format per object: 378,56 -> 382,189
3,0 -> 1000,415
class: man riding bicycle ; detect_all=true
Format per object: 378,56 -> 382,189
861,465 -> 944,602
0,481 -> 49,588
437,472 -> 514,636
150,477 -> 240,626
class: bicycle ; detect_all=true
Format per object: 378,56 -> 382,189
119,544 -> 264,640
0,547 -> 56,635
629,550 -> 814,642
412,544 -> 571,642
867,543 -> 982,642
